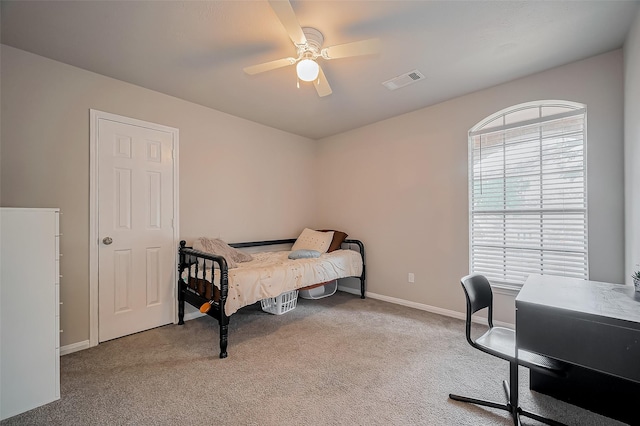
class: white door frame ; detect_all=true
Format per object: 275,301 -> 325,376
89,109 -> 179,347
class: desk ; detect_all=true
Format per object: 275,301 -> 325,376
516,274 -> 640,424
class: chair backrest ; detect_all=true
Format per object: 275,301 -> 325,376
460,274 -> 494,344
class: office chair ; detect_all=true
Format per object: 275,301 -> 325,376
449,274 -> 566,426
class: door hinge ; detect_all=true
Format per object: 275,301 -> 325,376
171,149 -> 175,160
171,218 -> 175,228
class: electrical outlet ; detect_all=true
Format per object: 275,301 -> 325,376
408,273 -> 415,283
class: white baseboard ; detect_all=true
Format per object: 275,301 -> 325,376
63,287 -> 511,358
337,285 -> 514,328
60,340 -> 91,356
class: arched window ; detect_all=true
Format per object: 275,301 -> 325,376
469,100 -> 588,287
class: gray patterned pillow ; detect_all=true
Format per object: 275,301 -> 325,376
288,249 -> 321,260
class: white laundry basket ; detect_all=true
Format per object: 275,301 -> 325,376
299,280 -> 338,300
260,290 -> 298,315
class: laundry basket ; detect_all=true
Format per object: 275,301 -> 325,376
260,290 -> 298,315
299,280 -> 338,300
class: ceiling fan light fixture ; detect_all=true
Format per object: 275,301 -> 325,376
296,58 -> 319,82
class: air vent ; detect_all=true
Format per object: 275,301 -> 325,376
382,70 -> 425,90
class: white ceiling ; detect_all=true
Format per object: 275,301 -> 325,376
1,1 -> 638,139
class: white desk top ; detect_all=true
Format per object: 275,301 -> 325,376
516,274 -> 640,326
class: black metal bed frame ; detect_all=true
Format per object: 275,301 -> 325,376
177,238 -> 366,358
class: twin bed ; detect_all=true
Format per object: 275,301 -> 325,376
177,235 -> 366,358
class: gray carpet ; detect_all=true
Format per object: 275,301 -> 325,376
1,292 -> 626,425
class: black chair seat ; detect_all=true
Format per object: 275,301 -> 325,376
476,326 -> 566,375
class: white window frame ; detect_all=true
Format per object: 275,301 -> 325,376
468,100 -> 588,289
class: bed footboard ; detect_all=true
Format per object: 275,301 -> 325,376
178,241 -> 230,358
343,239 -> 366,298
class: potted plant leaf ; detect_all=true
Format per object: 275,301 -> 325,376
633,270 -> 640,292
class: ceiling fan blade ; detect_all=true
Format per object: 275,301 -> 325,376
321,38 -> 380,60
243,57 -> 296,75
314,66 -> 332,97
268,0 -> 307,46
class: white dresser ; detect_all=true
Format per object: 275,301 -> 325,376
1,208 -> 61,420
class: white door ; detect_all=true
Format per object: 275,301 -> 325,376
97,117 -> 176,342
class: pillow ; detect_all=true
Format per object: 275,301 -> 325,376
317,229 -> 349,253
288,249 -> 321,260
291,228 -> 334,253
193,237 -> 254,268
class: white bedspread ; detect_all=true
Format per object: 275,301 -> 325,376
184,249 -> 363,316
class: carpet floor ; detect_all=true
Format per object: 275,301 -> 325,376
1,292 -> 626,425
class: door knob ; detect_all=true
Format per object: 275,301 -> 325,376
103,237 -> 113,245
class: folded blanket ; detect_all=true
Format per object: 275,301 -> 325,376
193,237 -> 253,268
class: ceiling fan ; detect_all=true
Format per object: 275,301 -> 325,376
243,0 -> 380,97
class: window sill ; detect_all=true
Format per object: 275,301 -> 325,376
490,283 -> 521,297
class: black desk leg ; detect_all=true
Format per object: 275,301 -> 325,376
531,367 -> 640,426
512,362 -> 567,426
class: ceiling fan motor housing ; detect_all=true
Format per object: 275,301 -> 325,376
298,27 -> 324,57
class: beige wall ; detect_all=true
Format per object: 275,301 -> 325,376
0,45 -> 317,346
625,9 -> 640,285
315,50 -> 625,324
0,43 -> 627,343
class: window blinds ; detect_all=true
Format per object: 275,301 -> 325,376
469,108 -> 587,287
